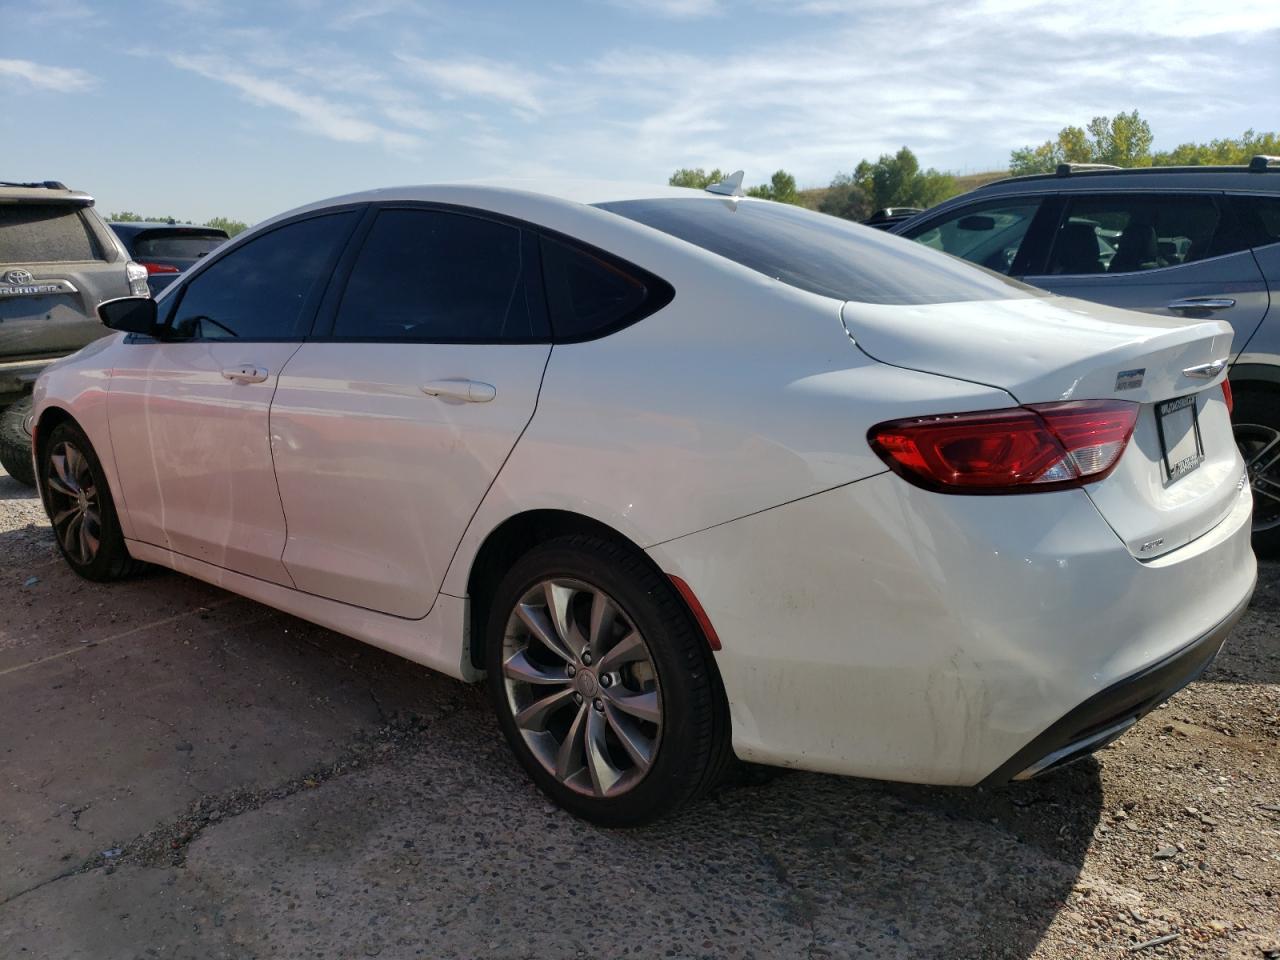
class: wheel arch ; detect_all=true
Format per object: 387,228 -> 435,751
464,509 -> 701,671
32,405 -> 77,494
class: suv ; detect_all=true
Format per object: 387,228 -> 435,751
109,221 -> 229,295
0,181 -> 146,485
893,157 -> 1280,550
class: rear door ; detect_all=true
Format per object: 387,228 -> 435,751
1022,192 -> 1270,360
107,209 -> 360,582
269,205 -> 552,618
0,201 -> 126,363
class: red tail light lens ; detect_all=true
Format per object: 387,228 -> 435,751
139,261 -> 179,275
1222,378 -> 1233,415
869,400 -> 1139,494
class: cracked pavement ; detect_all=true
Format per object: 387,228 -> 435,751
1,469 -> 1278,959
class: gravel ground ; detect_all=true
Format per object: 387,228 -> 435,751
0,465 -> 1277,959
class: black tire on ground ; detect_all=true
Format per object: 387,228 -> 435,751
0,395 -> 36,487
39,419 -> 146,581
485,534 -> 732,827
1233,388 -> 1280,558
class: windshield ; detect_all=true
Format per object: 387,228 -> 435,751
596,198 -> 1041,305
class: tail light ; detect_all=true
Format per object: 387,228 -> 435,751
1222,378 -> 1233,415
138,261 -> 180,276
124,260 -> 150,297
868,400 -> 1139,494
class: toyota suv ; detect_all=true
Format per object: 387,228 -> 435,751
0,181 -> 147,485
893,157 -> 1280,551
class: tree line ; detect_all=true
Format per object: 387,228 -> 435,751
670,111 -> 1280,222
108,212 -> 249,237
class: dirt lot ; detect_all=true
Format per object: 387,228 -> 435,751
0,465 -> 1277,960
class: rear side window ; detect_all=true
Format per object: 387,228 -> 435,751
597,198 -> 1037,304
1222,195 -> 1280,251
168,212 -> 356,340
539,236 -> 663,339
904,200 -> 1042,275
133,232 -> 226,260
0,204 -> 103,263
1044,195 -> 1219,276
333,208 -> 547,341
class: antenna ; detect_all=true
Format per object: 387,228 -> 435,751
706,170 -> 745,197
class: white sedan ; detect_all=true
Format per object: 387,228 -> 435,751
30,178 -> 1256,825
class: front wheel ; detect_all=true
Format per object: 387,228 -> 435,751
1234,390 -> 1280,557
0,395 -> 36,487
485,535 -> 731,826
39,419 -> 146,581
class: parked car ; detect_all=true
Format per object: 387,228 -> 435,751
862,206 -> 923,230
32,181 -> 1254,824
108,221 -> 229,295
0,181 -> 147,486
892,157 -> 1280,550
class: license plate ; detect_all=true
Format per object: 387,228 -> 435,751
1155,394 -> 1203,484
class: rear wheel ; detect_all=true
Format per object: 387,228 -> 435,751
485,534 -> 731,826
0,395 -> 36,487
39,420 -> 145,581
1234,389 -> 1280,556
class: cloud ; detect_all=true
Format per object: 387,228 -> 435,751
602,0 -> 722,17
167,53 -> 419,149
396,54 -> 545,116
0,58 -> 96,92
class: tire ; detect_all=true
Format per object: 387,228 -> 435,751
485,534 -> 732,826
0,395 -> 36,487
39,419 -> 146,581
1234,389 -> 1280,557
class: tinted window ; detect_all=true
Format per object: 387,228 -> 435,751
134,232 -> 226,260
1222,195 -> 1280,251
333,209 -> 546,341
0,204 -> 102,263
905,201 -> 1041,275
1044,195 -> 1219,276
540,236 -> 654,339
597,198 -> 1037,304
169,212 -> 355,340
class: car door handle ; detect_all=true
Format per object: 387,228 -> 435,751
1167,297 -> 1236,311
421,379 -> 497,403
221,364 -> 269,384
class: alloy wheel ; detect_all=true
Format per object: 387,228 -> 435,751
501,578 -> 662,798
45,440 -> 102,564
1236,422 -> 1280,532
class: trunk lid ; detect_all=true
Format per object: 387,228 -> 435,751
843,295 -> 1244,558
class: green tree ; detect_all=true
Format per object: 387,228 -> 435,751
1153,129 -> 1280,166
108,211 -> 144,222
205,216 -> 249,237
668,167 -> 725,189
852,147 -> 957,212
1010,111 -> 1153,173
817,171 -> 870,221
745,169 -> 798,203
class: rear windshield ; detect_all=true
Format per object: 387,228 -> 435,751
134,231 -> 226,260
0,203 -> 103,263
595,198 -> 1039,305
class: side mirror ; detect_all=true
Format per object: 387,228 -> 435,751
957,215 -> 996,232
98,296 -> 160,336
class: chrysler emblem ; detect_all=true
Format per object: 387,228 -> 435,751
3,269 -> 35,285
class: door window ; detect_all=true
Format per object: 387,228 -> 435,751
1044,195 -> 1219,276
539,236 -> 662,339
167,211 -> 357,340
332,208 -> 548,341
1220,195 -> 1280,252
903,201 -> 1041,275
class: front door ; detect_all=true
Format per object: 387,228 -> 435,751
107,210 -> 360,583
270,206 -> 552,618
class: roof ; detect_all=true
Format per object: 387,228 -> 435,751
322,179 -> 709,208
0,183 -> 94,205
973,163 -> 1280,197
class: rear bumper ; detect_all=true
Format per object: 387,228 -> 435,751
0,356 -> 58,404
980,585 -> 1253,784
648,470 -> 1256,785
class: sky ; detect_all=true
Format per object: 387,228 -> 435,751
2,0 -> 1278,224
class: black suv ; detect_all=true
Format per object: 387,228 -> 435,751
893,158 -> 1280,550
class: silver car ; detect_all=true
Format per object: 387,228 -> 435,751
0,181 -> 145,484
894,157 -> 1280,551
